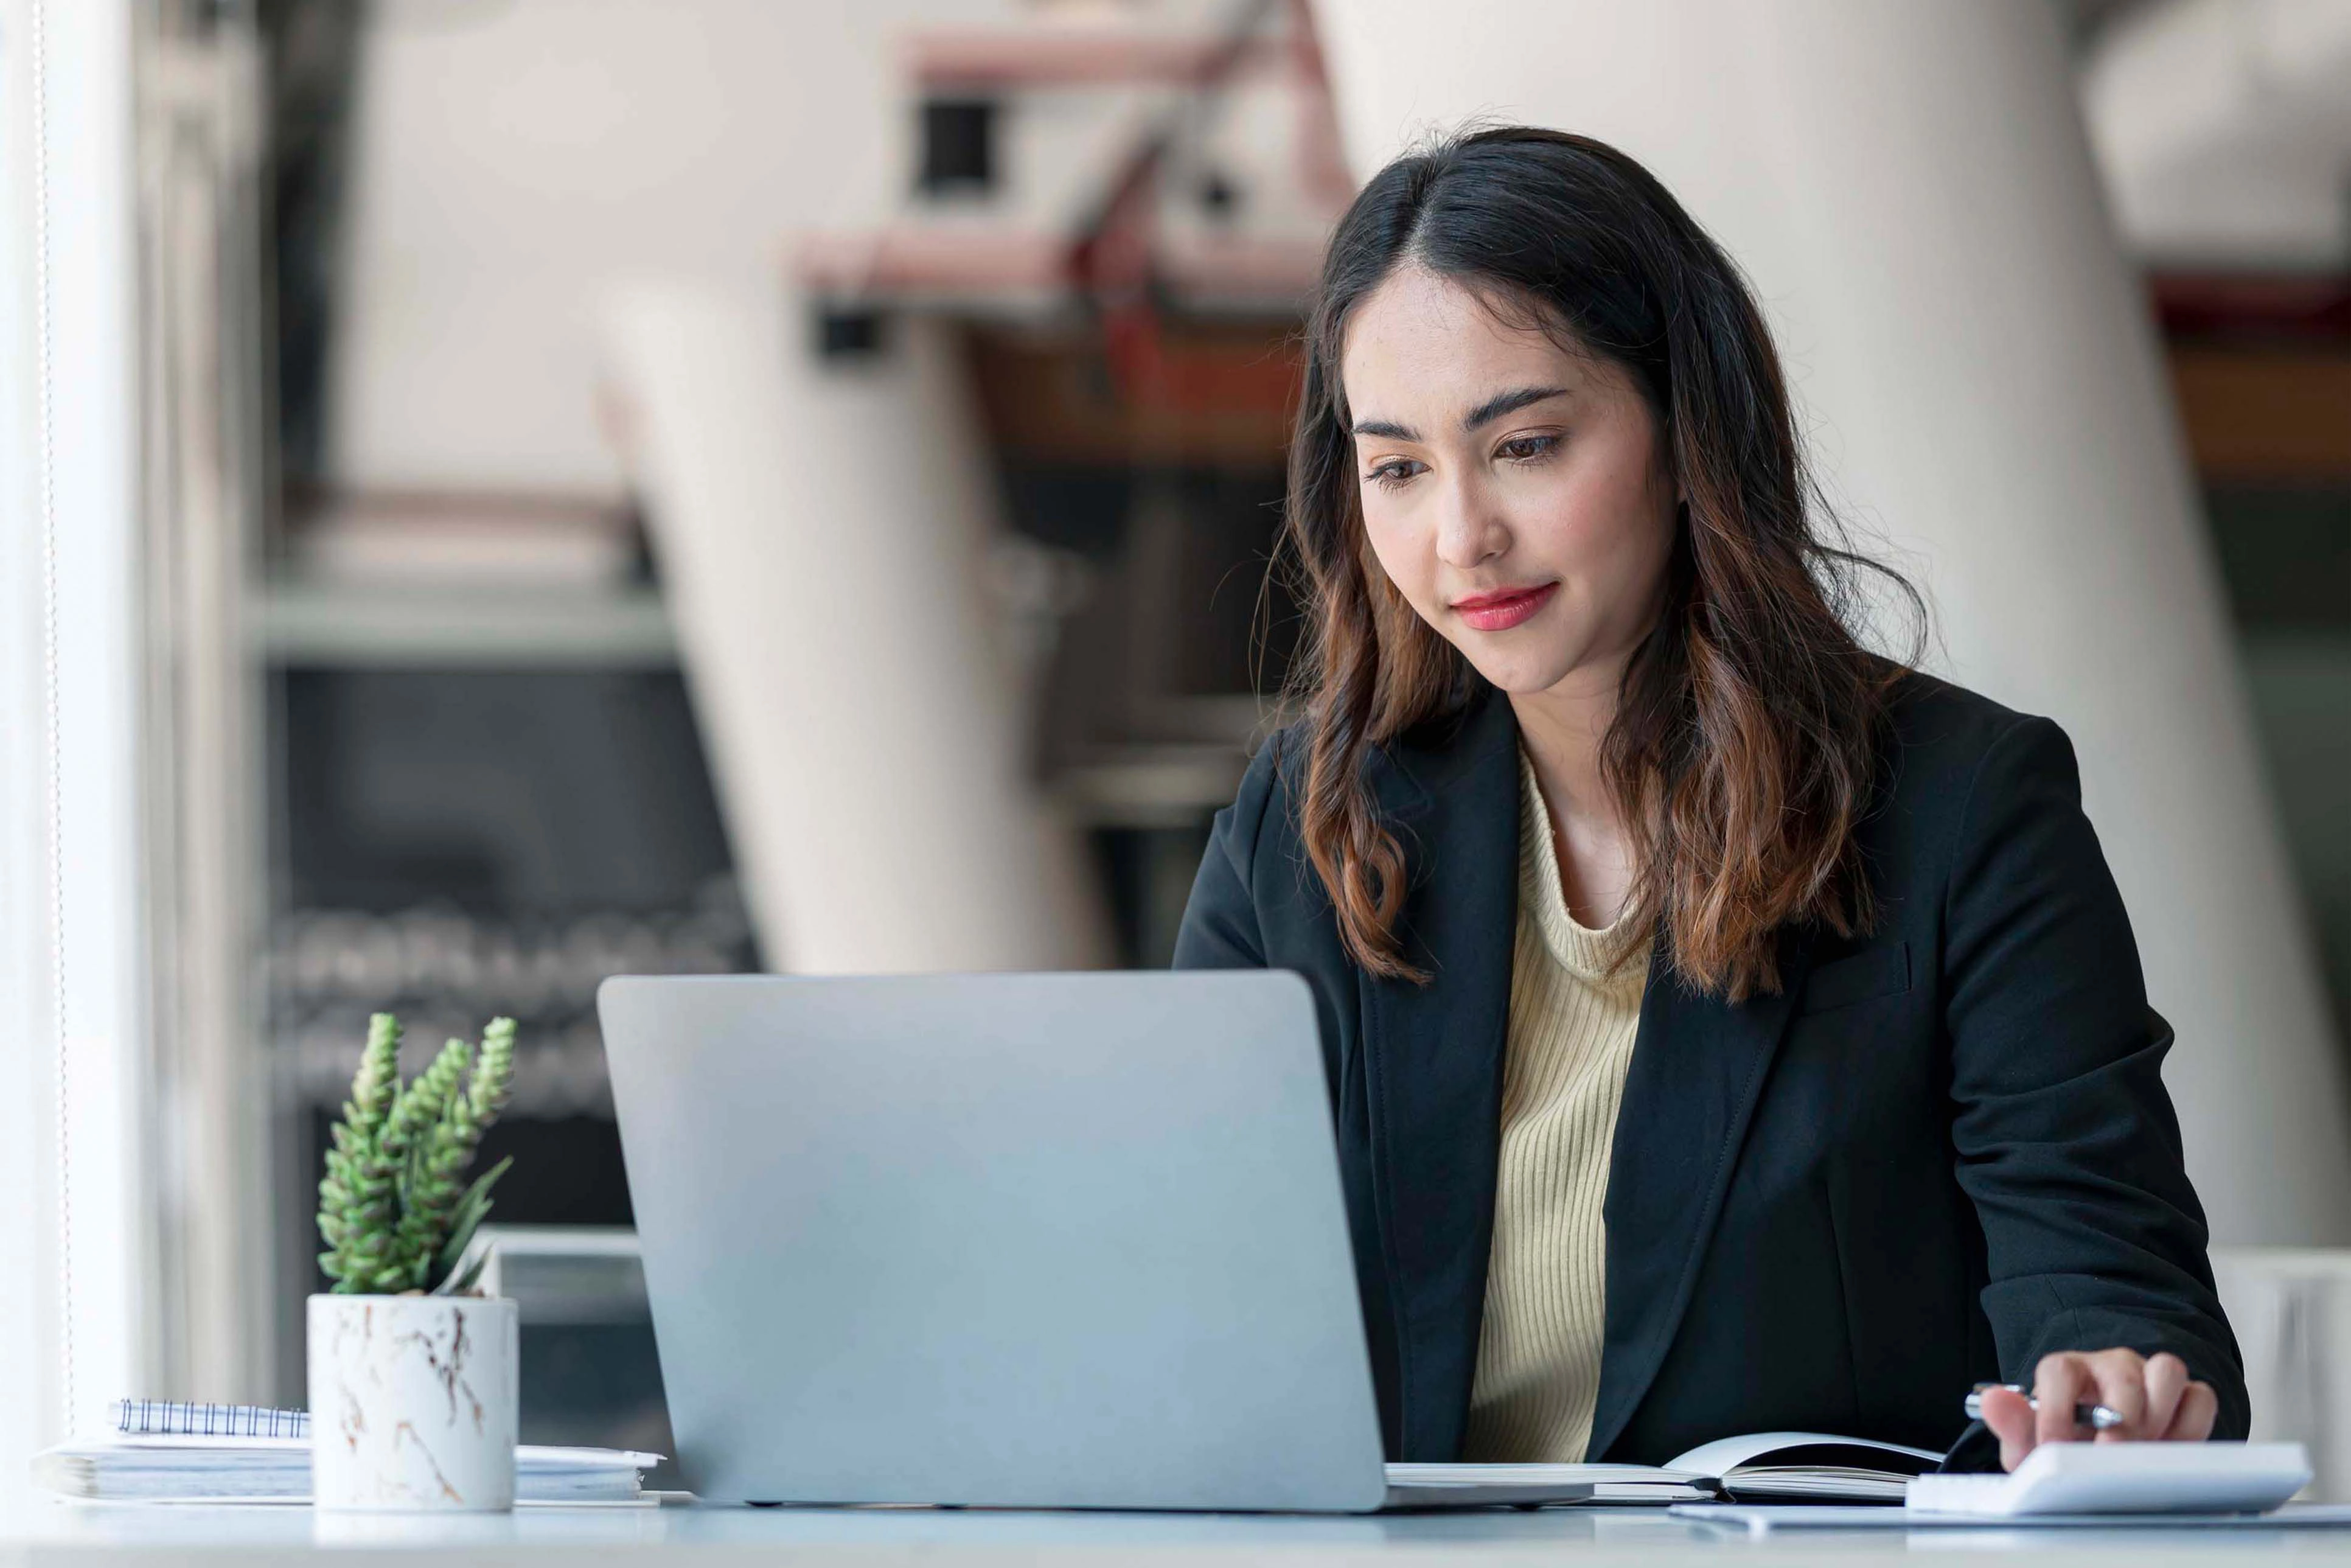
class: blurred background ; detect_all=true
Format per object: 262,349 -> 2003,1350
1,0 -> 2347,1495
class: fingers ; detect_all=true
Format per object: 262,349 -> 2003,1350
2033,1352 -> 2095,1449
2167,1379 -> 2219,1441
2140,1352 -> 2190,1441
1978,1385 -> 2036,1472
2008,1349 -> 2218,1461
2082,1348 -> 2148,1443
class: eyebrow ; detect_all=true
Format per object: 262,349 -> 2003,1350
1349,384 -> 1571,444
1465,384 -> 1570,431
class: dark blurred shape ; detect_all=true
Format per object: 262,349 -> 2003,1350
1093,821 -> 1214,972
2053,0 -> 2161,49
813,304 -> 890,361
2153,275 -> 2351,346
2209,487 -> 2351,630
258,0 -> 365,501
2168,275 -> 2351,1049
918,98 -> 998,195
520,1323 -> 674,1485
280,669 -> 733,911
1198,168 -> 1242,221
270,666 -> 757,1113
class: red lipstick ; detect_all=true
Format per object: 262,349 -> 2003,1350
1451,582 -> 1558,632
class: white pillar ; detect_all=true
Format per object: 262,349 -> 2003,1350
604,285 -> 1112,975
1314,0 -> 2351,1244
136,23 -> 273,1404
0,0 -> 66,1488
0,0 -> 157,1474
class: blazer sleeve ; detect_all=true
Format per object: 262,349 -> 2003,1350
1169,734 -> 1283,971
1943,713 -> 2249,1437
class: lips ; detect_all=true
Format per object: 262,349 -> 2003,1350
1452,582 -> 1558,632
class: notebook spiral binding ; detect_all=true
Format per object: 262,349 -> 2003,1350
111,1400 -> 310,1440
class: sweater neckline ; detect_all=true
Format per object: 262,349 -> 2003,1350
1517,748 -> 1648,987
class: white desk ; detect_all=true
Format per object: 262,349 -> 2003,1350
12,1500 -> 2351,1565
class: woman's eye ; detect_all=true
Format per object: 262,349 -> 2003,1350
1365,459 -> 1424,491
1498,434 -> 1559,464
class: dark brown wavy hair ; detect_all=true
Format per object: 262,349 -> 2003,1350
1283,127 -> 1918,1001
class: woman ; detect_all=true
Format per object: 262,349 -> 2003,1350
1172,127 -> 2244,1472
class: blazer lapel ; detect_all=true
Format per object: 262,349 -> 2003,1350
1584,927 -> 1816,1460
1355,688 -> 1520,1460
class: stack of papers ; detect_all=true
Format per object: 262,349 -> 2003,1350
1384,1462 -> 1713,1504
33,1434 -> 661,1505
1705,1463 -> 1910,1502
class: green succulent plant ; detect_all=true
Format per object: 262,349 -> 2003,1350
317,1012 -> 517,1296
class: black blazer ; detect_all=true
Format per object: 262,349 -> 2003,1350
1172,670 -> 2247,1463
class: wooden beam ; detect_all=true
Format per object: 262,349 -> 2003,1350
2168,347 -> 2351,483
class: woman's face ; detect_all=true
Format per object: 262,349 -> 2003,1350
1339,264 -> 1679,700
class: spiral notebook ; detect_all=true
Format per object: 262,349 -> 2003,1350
33,1399 -> 660,1505
109,1401 -> 310,1440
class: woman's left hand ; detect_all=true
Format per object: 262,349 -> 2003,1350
1978,1349 -> 2217,1471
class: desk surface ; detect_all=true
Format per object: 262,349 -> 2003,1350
10,1500 -> 2351,1565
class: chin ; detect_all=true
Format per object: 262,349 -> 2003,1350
1457,646 -> 1582,696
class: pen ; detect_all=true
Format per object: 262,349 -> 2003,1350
1964,1382 -> 2125,1430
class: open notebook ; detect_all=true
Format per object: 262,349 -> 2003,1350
1386,1431 -> 1945,1507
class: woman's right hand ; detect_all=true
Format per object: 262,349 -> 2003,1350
1977,1349 -> 2218,1472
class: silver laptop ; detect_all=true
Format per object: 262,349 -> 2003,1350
599,970 -> 1611,1511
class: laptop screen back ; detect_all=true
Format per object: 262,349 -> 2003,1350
599,970 -> 1387,1511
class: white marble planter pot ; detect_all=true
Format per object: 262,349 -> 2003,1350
307,1293 -> 518,1511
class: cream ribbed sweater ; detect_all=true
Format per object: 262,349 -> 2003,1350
1461,750 -> 1651,1464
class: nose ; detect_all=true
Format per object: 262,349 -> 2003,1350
1433,469 -> 1508,571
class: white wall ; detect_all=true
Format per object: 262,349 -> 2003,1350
326,0 -> 1143,495
1314,0 -> 2351,1244
2083,0 -> 2351,268
0,0 -> 156,1491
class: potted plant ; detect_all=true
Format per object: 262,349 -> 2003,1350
308,1012 -> 520,1511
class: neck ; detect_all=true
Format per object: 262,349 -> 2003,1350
1507,653 -> 1628,825
1507,647 -> 1639,927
